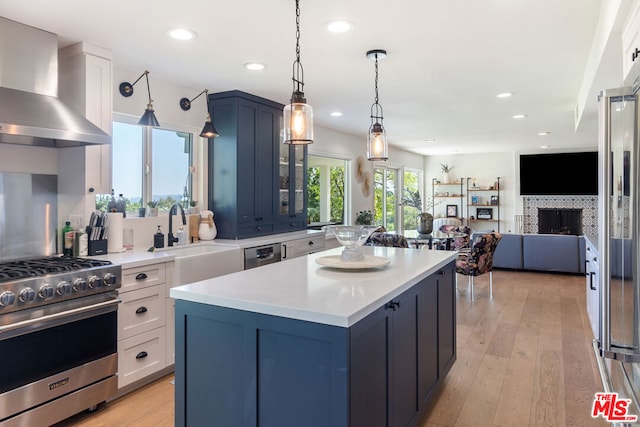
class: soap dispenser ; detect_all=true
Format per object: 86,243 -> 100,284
176,227 -> 186,246
154,225 -> 165,249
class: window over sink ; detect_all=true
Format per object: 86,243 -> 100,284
97,118 -> 194,215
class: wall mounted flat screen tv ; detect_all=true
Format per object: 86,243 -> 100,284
519,152 -> 598,195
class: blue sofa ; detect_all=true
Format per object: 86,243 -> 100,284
486,233 -> 586,274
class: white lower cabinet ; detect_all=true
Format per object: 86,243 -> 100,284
117,328 -> 167,388
282,234 -> 326,259
117,261 -> 169,389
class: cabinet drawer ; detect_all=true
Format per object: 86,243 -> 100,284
121,263 -> 166,292
277,218 -> 307,232
238,223 -> 275,237
293,235 -> 325,256
118,285 -> 166,339
118,327 -> 167,389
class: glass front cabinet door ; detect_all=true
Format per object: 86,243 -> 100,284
278,143 -> 307,231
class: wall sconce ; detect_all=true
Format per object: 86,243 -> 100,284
119,70 -> 160,127
366,49 -> 388,161
179,89 -> 219,138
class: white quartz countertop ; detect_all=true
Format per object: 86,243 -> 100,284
91,229 -> 329,269
170,246 -> 457,327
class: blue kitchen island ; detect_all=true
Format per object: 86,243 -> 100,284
170,246 -> 458,427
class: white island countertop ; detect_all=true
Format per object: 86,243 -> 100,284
170,246 -> 457,327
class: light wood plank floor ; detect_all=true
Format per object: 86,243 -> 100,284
56,270 -> 606,427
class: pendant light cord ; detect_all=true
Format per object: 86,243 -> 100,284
292,0 -> 305,95
371,53 -> 383,122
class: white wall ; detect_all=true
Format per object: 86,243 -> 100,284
424,152 -> 519,233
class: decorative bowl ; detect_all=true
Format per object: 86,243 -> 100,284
324,225 -> 379,261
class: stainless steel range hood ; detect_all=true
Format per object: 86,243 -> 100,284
0,17 -> 110,147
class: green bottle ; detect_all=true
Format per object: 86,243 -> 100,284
62,220 -> 74,257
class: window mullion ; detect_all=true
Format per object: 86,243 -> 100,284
142,126 -> 153,205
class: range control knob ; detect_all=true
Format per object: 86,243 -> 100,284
0,291 -> 16,307
73,278 -> 88,292
56,281 -> 72,296
39,284 -> 54,300
18,287 -> 36,303
103,273 -> 118,287
88,276 -> 103,289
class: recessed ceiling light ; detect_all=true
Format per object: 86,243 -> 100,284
512,114 -> 527,119
330,111 -> 343,117
244,62 -> 266,71
167,28 -> 197,41
425,139 -> 436,143
496,92 -> 514,98
540,145 -> 551,149
325,20 -> 354,33
538,131 -> 551,136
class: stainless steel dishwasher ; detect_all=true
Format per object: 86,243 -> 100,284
244,243 -> 282,270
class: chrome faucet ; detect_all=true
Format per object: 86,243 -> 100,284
168,203 -> 187,246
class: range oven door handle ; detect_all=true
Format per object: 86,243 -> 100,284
0,297 -> 121,335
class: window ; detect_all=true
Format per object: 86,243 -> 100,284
307,155 -> 349,225
402,169 -> 423,231
374,166 -> 398,231
100,120 -> 193,215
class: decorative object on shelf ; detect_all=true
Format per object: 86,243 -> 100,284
147,200 -> 158,217
283,0 -> 314,145
477,208 -> 493,219
446,204 -> 458,218
119,70 -> 160,127
490,195 -> 499,205
366,49 -> 389,161
179,89 -> 219,138
471,195 -> 479,205
322,225 -> 381,262
440,163 -> 454,184
355,210 -> 374,225
355,155 -> 366,183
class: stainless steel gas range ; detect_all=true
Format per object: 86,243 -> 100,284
0,256 -> 121,427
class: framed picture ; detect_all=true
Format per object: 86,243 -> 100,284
446,205 -> 458,218
490,195 -> 499,205
477,208 -> 493,220
471,195 -> 479,205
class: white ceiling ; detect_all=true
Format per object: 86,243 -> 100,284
0,0 -> 623,156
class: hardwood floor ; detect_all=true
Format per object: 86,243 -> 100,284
56,270 -> 606,427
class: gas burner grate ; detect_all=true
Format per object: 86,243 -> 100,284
0,256 -> 112,283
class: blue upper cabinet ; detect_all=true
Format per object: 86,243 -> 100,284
208,91 -> 307,239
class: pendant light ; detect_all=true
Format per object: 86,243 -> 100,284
366,49 -> 388,161
119,70 -> 160,127
179,89 -> 219,138
283,0 -> 314,145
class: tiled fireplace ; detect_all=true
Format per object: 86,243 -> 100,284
522,196 -> 597,235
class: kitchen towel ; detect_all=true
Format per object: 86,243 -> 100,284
106,212 -> 125,253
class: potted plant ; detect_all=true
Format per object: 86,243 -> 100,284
147,200 -> 159,217
355,210 -> 374,225
189,200 -> 199,214
440,163 -> 454,184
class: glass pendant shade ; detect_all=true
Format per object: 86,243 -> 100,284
139,104 -> 160,127
367,122 -> 388,161
284,96 -> 314,144
200,114 -> 219,138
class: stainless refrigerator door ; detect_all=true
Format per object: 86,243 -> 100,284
598,88 -> 639,362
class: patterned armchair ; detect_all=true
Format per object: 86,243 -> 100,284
455,232 -> 501,301
434,225 -> 472,251
367,232 -> 409,248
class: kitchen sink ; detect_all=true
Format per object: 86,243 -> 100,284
164,244 -> 244,286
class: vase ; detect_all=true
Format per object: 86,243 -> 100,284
148,207 -> 158,217
416,212 -> 434,235
442,172 -> 451,184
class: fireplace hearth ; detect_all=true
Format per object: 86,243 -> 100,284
538,208 -> 582,235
